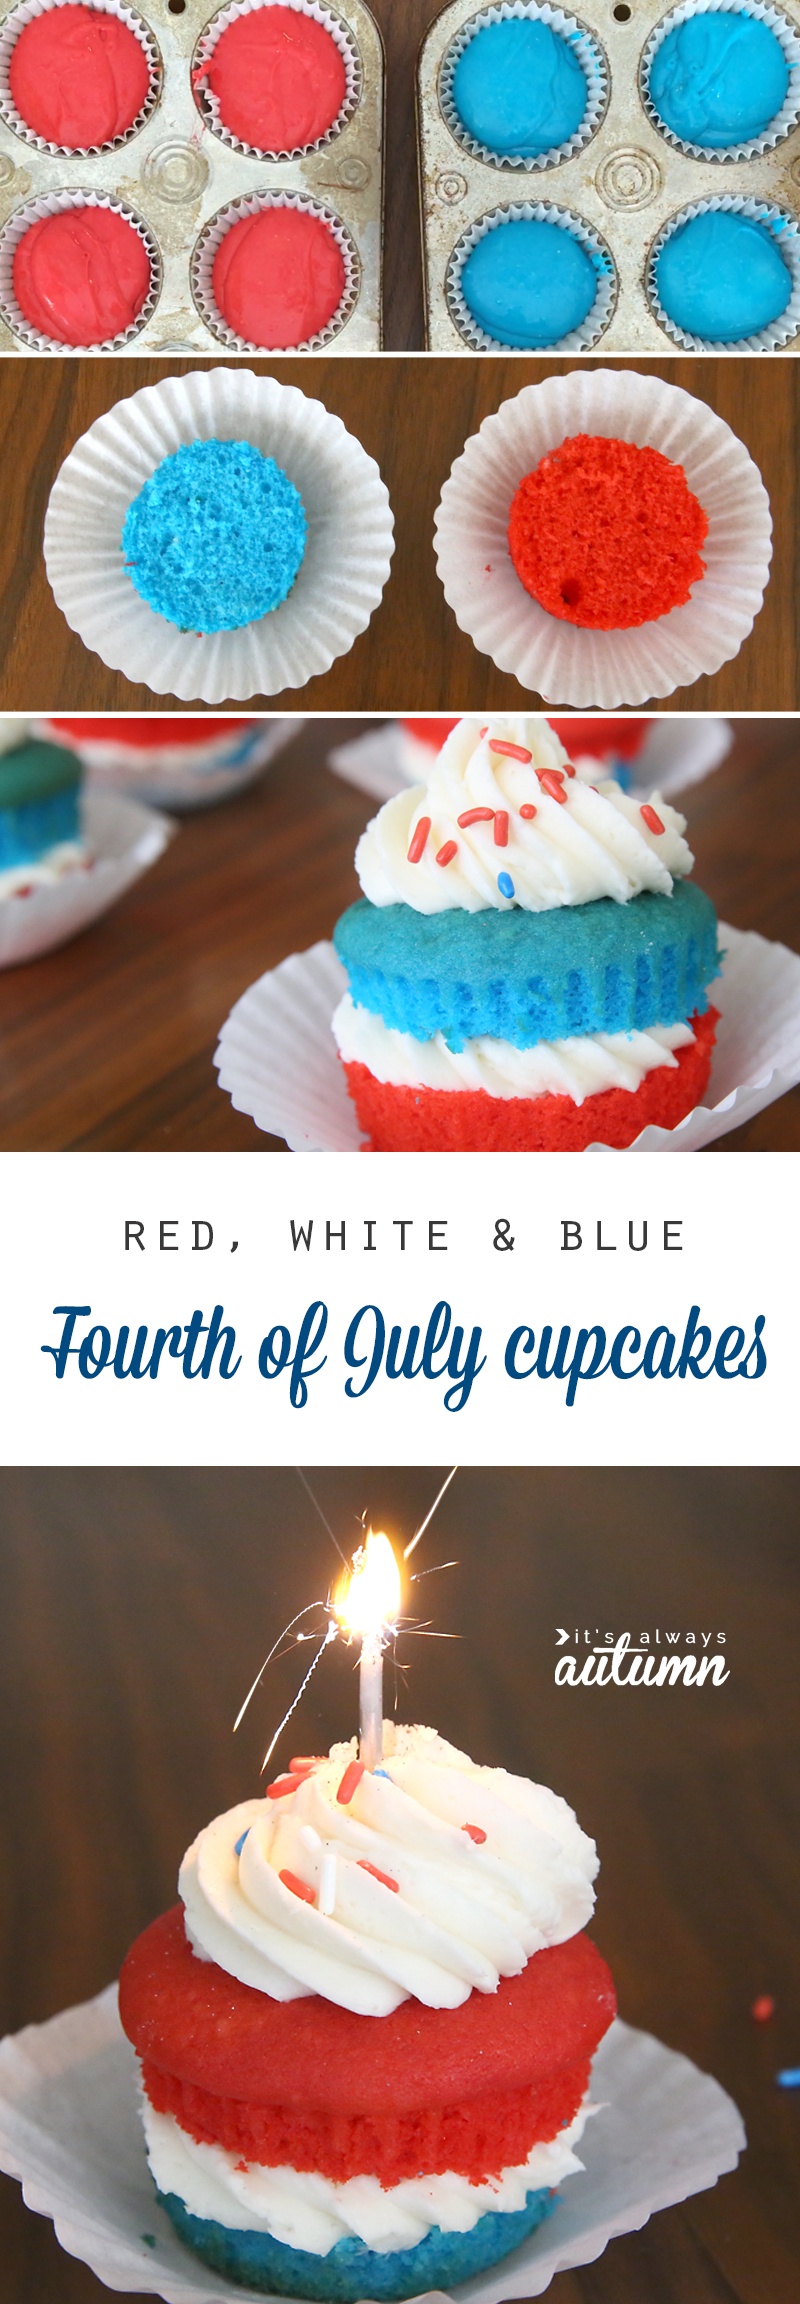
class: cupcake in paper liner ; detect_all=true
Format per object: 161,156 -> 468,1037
446,199 -> 616,352
192,190 -> 360,355
47,715 -> 299,809
43,365 -> 394,705
439,0 -> 608,173
0,0 -> 161,156
0,720 -> 172,967
191,0 -> 361,161
434,366 -> 771,709
0,189 -> 161,351
640,0 -> 800,161
647,194 -> 800,352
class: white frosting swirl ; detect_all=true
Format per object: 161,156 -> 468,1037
142,2095 -> 595,2252
179,1724 -> 598,2018
355,716 -> 693,915
333,993 -> 694,1104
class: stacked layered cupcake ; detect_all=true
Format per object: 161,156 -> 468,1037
0,719 -> 84,898
332,714 -> 720,1151
120,1723 -> 616,2301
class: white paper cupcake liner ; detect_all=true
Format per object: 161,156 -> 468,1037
0,189 -> 161,352
43,367 -> 395,705
0,0 -> 161,157
445,199 -> 616,352
0,786 -> 172,967
327,716 -> 734,804
54,716 -> 299,808
646,192 -> 800,351
640,0 -> 800,161
439,0 -> 609,173
0,1993 -> 745,2303
192,0 -> 361,160
433,369 -> 771,709
191,190 -> 361,354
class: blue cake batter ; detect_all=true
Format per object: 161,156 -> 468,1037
655,207 -> 793,339
648,11 -> 790,148
121,438 -> 307,633
159,2185 -> 557,2300
451,18 -> 589,156
460,215 -> 600,347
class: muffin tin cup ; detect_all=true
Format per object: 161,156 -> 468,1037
192,0 -> 362,160
438,0 -> 609,174
0,0 -> 162,157
446,197 -> 616,349
433,368 -> 772,707
43,365 -> 395,703
641,0 -> 800,164
647,190 -> 800,347
0,787 -> 173,969
0,187 -> 161,350
192,186 -> 361,352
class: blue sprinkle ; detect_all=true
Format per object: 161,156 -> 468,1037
234,1829 -> 250,1856
497,871 -> 515,899
776,2067 -> 800,2089
374,1767 -> 390,1778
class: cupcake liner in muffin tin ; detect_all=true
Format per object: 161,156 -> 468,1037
646,189 -> 800,346
446,197 -> 616,349
0,0 -> 383,352
192,0 -> 361,159
419,0 -> 800,350
641,0 -> 800,162
192,186 -> 361,351
0,186 -> 162,348
438,1 -> 610,173
0,0 -> 162,156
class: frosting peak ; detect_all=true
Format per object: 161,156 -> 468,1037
355,715 -> 693,914
179,1724 -> 598,2018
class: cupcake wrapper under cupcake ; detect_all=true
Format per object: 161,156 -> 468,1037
43,366 -> 395,704
646,192 -> 800,351
640,0 -> 800,163
192,190 -> 361,354
433,368 -> 771,709
445,198 -> 616,352
0,189 -> 161,352
192,0 -> 362,161
66,717 -> 299,809
439,0 -> 608,172
0,787 -> 172,968
0,0 -> 161,158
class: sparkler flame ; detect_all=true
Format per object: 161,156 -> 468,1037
334,1529 -> 401,1643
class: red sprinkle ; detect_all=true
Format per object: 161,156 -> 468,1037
488,740 -> 532,763
279,1869 -> 316,1905
537,765 -> 564,781
640,804 -> 665,835
358,1860 -> 399,1892
479,726 -> 488,737
457,807 -> 495,827
752,1994 -> 776,2023
539,771 -> 568,806
436,840 -> 458,866
266,1775 -> 297,1801
563,762 -> 576,778
462,1823 -> 487,1845
494,811 -> 509,847
519,803 -> 537,821
289,1756 -> 322,1774
337,1759 -> 365,1805
407,816 -> 431,864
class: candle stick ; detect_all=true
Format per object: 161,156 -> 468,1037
335,1529 -> 401,1770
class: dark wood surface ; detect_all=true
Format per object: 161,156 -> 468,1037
1,358 -> 797,713
0,713 -> 795,1152
0,1466 -> 798,2304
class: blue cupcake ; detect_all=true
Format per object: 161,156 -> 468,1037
646,8 -> 793,150
652,204 -> 797,343
0,725 -> 84,894
456,212 -> 609,349
121,438 -> 307,634
449,17 -> 590,158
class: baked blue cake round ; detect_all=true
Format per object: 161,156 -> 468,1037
159,2185 -> 556,2299
121,438 -> 307,633
654,209 -> 793,341
647,11 -> 790,148
459,217 -> 601,349
451,18 -> 589,157
0,726 -> 85,893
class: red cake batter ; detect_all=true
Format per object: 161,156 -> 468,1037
508,435 -> 708,631
13,205 -> 151,344
8,4 -> 151,150
212,205 -> 345,348
121,1906 -> 615,2182
51,717 -> 252,747
196,6 -> 347,152
343,1008 -> 718,1153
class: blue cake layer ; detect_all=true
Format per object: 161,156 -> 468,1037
655,209 -> 792,342
159,2185 -> 556,2301
0,787 -> 80,870
461,218 -> 601,350
122,439 -> 307,634
648,13 -> 789,148
333,882 -> 720,1050
452,20 -> 588,156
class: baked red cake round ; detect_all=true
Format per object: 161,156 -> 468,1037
211,206 -> 345,349
196,6 -> 347,152
507,434 -> 709,630
8,3 -> 151,150
12,204 -> 151,344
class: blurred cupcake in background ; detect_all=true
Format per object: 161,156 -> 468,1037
0,718 -> 85,896
48,717 -> 299,809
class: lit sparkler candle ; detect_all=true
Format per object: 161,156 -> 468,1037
334,1529 -> 401,1772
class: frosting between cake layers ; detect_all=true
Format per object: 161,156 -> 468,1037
355,717 -> 693,914
332,993 -> 695,1102
179,1724 -> 598,2017
141,2093 -> 594,2250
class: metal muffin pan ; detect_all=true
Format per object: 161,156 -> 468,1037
0,0 -> 384,352
418,0 -> 800,351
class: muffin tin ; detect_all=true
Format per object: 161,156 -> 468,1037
0,0 -> 384,352
418,0 -> 800,350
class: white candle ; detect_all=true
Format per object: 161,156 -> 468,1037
335,1529 -> 401,1771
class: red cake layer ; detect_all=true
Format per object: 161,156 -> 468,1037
51,717 -> 251,749
212,207 -> 345,350
548,717 -> 651,761
9,4 -> 151,150
508,435 -> 708,630
197,9 -> 346,152
401,719 -> 459,748
343,1009 -> 717,1153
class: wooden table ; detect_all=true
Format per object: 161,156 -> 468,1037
0,714 -> 795,1152
0,358 -> 796,712
0,1464 -> 797,2304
